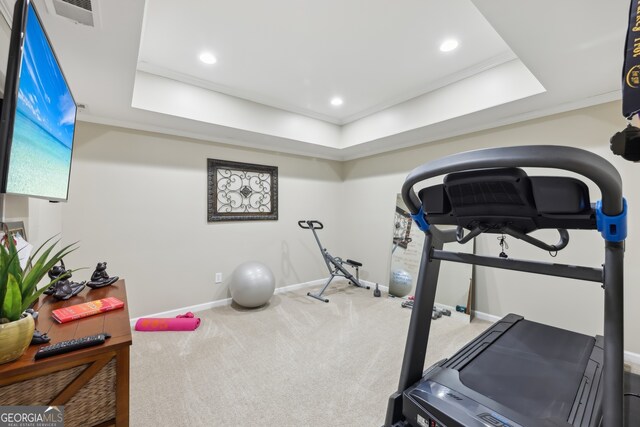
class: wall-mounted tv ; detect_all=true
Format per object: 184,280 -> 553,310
0,0 -> 76,201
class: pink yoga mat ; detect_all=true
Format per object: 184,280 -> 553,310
135,317 -> 201,331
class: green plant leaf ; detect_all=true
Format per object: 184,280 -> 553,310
24,235 -> 59,272
2,274 -> 21,322
6,236 -> 23,293
0,245 -> 7,318
21,239 -> 61,299
21,268 -> 83,311
1,235 -> 80,319
21,242 -> 78,301
0,244 -> 20,318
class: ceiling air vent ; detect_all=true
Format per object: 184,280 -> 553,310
45,0 -> 100,28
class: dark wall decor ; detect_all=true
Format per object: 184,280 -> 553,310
207,159 -> 278,222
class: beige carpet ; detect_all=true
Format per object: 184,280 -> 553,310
130,282 -> 490,426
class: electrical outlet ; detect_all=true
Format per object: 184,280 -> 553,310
215,273 -> 222,283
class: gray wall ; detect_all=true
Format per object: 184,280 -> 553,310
60,123 -> 345,318
5,90 -> 637,352
340,101 -> 640,353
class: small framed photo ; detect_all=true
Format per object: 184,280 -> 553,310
4,221 -> 27,241
207,159 -> 278,222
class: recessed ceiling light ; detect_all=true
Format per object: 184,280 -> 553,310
439,39 -> 459,52
199,52 -> 217,65
330,97 -> 343,106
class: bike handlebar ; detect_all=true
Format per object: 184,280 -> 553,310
298,220 -> 324,230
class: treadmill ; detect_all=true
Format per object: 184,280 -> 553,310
384,146 -> 640,427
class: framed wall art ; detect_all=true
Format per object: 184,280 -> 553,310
207,159 -> 278,222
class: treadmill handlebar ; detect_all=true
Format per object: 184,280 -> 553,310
402,145 -> 624,217
456,225 -> 570,251
502,227 -> 570,252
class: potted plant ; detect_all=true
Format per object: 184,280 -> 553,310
0,235 -> 77,364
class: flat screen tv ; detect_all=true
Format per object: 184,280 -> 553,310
0,0 -> 76,201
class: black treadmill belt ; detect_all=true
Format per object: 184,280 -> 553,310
459,320 -> 594,421
624,371 -> 640,425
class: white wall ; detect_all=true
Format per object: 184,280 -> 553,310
6,94 -> 639,353
340,101 -> 640,353
60,122 -> 344,318
25,199 -> 63,246
0,8 -> 9,87
2,195 -> 63,247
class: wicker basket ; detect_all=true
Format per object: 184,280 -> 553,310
0,358 -> 116,427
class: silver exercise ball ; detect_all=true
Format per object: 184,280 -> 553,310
229,261 -> 275,308
389,268 -> 413,297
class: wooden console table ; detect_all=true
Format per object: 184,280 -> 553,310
0,279 -> 132,427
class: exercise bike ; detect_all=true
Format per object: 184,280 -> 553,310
298,220 -> 370,303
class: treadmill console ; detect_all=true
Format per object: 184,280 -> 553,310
405,380 -> 522,427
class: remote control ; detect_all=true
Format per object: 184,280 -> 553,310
34,333 -> 111,360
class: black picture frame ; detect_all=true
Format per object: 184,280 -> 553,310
207,159 -> 278,222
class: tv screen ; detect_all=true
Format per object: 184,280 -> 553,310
0,0 -> 76,201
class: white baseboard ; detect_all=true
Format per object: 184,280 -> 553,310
274,278 -> 326,294
129,278 -> 326,327
360,279 -> 386,292
472,311 -> 640,365
625,350 -> 640,366
472,310 -> 501,323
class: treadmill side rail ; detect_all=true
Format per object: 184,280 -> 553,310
405,380 -> 524,427
568,336 -> 604,427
